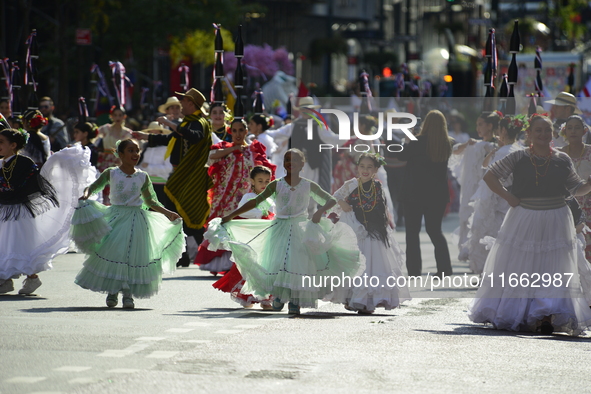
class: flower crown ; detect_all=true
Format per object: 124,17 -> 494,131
28,114 -> 48,130
363,152 -> 387,166
507,115 -> 528,131
529,112 -> 549,121
17,128 -> 30,143
493,110 -> 503,118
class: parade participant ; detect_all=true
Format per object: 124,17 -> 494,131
73,139 -> 184,308
195,118 -> 276,274
211,165 -> 276,309
158,96 -> 183,124
248,114 -> 277,162
0,99 -> 11,119
137,121 -> 173,204
133,88 -> 212,266
209,102 -> 232,143
468,114 -> 591,335
447,109 -> 470,144
398,110 -> 454,277
73,122 -> 99,167
450,111 -> 500,261
559,115 -> 591,260
96,106 -> 133,204
265,97 -> 333,189
205,149 -> 363,315
21,109 -> 50,167
327,153 -> 410,313
39,96 -> 69,152
330,114 -> 395,222
545,92 -> 581,148
465,115 -> 525,274
0,121 -> 94,295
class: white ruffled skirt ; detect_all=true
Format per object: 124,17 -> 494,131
0,145 -> 95,279
323,211 -> 411,310
468,205 -> 591,336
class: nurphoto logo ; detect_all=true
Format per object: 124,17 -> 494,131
303,108 -> 418,153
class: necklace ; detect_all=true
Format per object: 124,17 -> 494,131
566,144 -> 586,171
529,147 -> 552,186
357,179 -> 378,225
2,155 -> 18,188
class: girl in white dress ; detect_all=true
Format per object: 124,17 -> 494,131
465,115 -> 525,274
450,111 -> 500,261
328,153 -> 410,313
0,125 -> 93,295
72,139 -> 185,308
205,149 -> 363,315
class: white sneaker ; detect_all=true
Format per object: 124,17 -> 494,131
18,277 -> 42,295
122,296 -> 135,309
0,279 -> 14,294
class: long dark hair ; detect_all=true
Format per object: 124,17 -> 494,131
23,109 -> 48,163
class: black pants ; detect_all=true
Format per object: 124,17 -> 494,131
404,199 -> 452,277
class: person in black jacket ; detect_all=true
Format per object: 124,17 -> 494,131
397,110 -> 453,278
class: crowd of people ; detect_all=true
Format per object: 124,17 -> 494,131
2,87 -> 591,336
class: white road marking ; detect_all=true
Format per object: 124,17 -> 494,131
145,351 -> 179,359
233,324 -> 261,329
165,328 -> 195,333
181,339 -> 211,344
97,342 -> 152,357
68,377 -> 96,384
214,329 -> 243,334
107,368 -> 141,373
4,376 -> 47,383
53,366 -> 92,372
29,391 -> 65,394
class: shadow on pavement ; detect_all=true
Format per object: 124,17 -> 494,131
0,294 -> 48,301
20,306 -> 153,313
415,325 -> 591,341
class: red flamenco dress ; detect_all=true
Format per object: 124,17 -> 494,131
194,140 -> 275,274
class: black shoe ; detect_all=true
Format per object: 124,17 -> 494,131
540,321 -> 554,335
176,253 -> 191,267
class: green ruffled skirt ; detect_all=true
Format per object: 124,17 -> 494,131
72,201 -> 185,298
205,217 -> 364,308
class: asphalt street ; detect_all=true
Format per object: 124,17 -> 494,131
2,213 -> 591,394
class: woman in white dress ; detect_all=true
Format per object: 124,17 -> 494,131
465,115 -> 525,274
468,114 -> 591,336
450,111 -> 500,261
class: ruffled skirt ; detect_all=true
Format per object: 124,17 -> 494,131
204,216 -> 364,308
468,205 -> 591,336
72,201 -> 185,298
464,183 -> 509,274
0,145 -> 95,279
323,211 -> 411,310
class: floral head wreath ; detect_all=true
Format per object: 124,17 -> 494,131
529,112 -> 549,122
114,140 -> 122,158
361,152 -> 387,167
507,115 -> 528,132
493,110 -> 503,118
28,113 -> 48,130
17,128 -> 30,144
